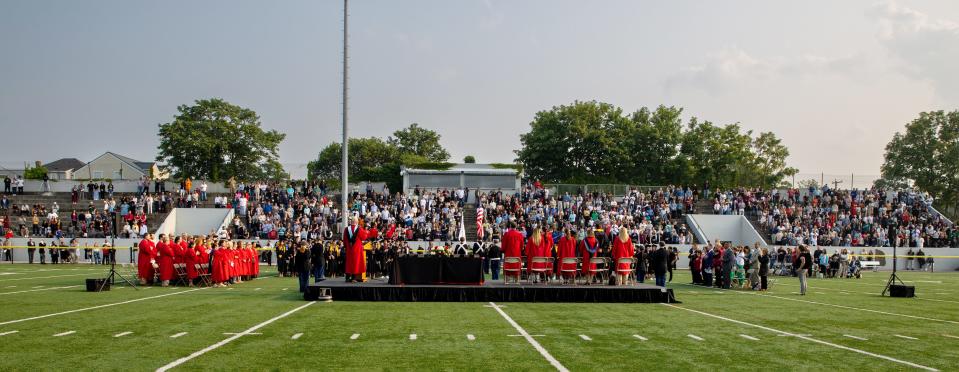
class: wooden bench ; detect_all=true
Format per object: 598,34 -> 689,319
860,261 -> 881,271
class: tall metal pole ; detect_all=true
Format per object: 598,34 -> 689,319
341,0 -> 349,230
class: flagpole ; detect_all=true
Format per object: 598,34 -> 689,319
340,0 -> 350,230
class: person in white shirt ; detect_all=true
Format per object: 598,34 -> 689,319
200,181 -> 208,201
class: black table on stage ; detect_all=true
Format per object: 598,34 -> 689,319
390,255 -> 484,285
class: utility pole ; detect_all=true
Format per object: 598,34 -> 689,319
340,0 -> 350,230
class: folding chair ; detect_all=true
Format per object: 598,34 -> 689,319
528,257 -> 554,284
615,257 -> 636,285
503,257 -> 523,284
559,257 -> 580,285
588,257 -> 609,284
173,263 -> 189,286
196,263 -> 213,287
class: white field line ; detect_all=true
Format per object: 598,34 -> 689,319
0,285 -> 81,295
0,288 -> 205,326
844,334 -> 868,341
677,283 -> 959,325
350,333 -> 360,340
114,331 -> 133,338
170,332 -> 188,338
773,281 -> 959,304
740,334 -> 759,341
664,304 -> 937,372
467,334 -> 475,341
942,334 -> 959,339
291,333 -> 303,340
894,334 -> 918,340
0,273 -> 90,282
488,302 -> 568,372
579,334 -> 592,341
156,301 -> 316,372
0,330 -> 19,336
632,334 -> 647,341
53,330 -> 76,337
409,333 -> 417,340
687,334 -> 704,341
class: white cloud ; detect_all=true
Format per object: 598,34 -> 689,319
868,0 -> 959,100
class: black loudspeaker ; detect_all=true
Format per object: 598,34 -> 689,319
889,284 -> 914,298
86,278 -> 110,292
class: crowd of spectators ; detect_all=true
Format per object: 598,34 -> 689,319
708,186 -> 958,248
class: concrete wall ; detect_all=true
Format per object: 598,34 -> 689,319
155,208 -> 232,236
688,214 -> 767,247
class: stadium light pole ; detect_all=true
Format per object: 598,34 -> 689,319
341,0 -> 349,230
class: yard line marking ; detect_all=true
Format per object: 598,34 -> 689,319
895,334 -> 918,340
222,332 -> 261,335
157,301 -> 316,372
466,334 -> 475,341
942,334 -> 959,339
664,304 -> 937,372
291,333 -> 303,340
509,334 -> 545,337
687,334 -> 704,341
0,288 -> 205,326
677,283 -> 959,325
579,334 -> 592,341
32,285 -> 45,289
409,333 -> 417,340
4,286 -> 15,288
0,273 -> 89,282
114,331 -> 133,338
843,334 -> 868,341
282,288 -> 288,291
0,285 -> 82,295
53,331 -> 76,337
740,334 -> 759,341
350,333 -> 360,340
632,334 -> 647,341
254,288 -> 261,291
489,302 -> 568,372
0,330 -> 18,336
170,332 -> 188,338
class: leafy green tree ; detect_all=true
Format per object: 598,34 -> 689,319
463,155 -> 476,163
23,165 -> 48,180
156,98 -> 286,182
387,123 -> 451,162
751,132 -> 798,188
881,110 -> 959,216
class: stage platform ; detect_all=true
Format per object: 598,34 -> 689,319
304,278 -> 679,303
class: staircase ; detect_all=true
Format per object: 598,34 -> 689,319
463,204 -> 478,241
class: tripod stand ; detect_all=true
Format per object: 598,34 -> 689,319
881,240 -> 904,296
98,236 -> 138,292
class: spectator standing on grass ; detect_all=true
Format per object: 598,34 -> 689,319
758,248 -> 769,291
905,248 -> 914,270
797,245 -> 812,295
294,242 -> 312,292
650,242 -> 668,287
311,240 -> 325,283
722,243 -> 735,289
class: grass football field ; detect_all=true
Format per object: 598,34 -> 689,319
1,263 -> 957,371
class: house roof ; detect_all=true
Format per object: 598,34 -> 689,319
105,152 -> 155,172
43,158 -> 85,172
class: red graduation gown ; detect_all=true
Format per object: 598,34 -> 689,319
156,242 -> 175,281
526,237 -> 550,273
137,239 -> 157,281
185,244 -> 200,280
612,237 -> 635,272
343,226 -> 367,275
212,248 -> 230,283
557,236 -> 578,275
580,237 -> 598,274
502,229 -> 524,271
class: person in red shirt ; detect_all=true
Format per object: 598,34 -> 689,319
501,221 -> 524,284
343,217 -> 368,283
612,228 -> 635,285
155,234 -> 175,287
557,228 -> 578,283
137,233 -> 157,285
211,241 -> 230,286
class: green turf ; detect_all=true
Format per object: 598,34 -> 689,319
1,263 -> 957,371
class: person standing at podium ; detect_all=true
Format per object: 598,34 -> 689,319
343,217 -> 368,283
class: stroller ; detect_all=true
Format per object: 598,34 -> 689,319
848,260 -> 862,279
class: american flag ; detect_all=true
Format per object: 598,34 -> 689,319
476,207 -> 485,239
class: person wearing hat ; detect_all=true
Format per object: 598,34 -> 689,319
649,242 -> 669,287
137,233 -> 157,285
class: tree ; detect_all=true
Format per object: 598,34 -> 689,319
156,98 -> 286,182
387,123 -> 451,162
23,165 -> 48,180
881,110 -> 959,216
751,132 -> 798,188
463,155 -> 476,163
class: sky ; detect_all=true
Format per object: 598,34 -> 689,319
2,0 -> 958,181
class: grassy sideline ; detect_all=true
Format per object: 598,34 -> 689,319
0,263 -> 957,371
